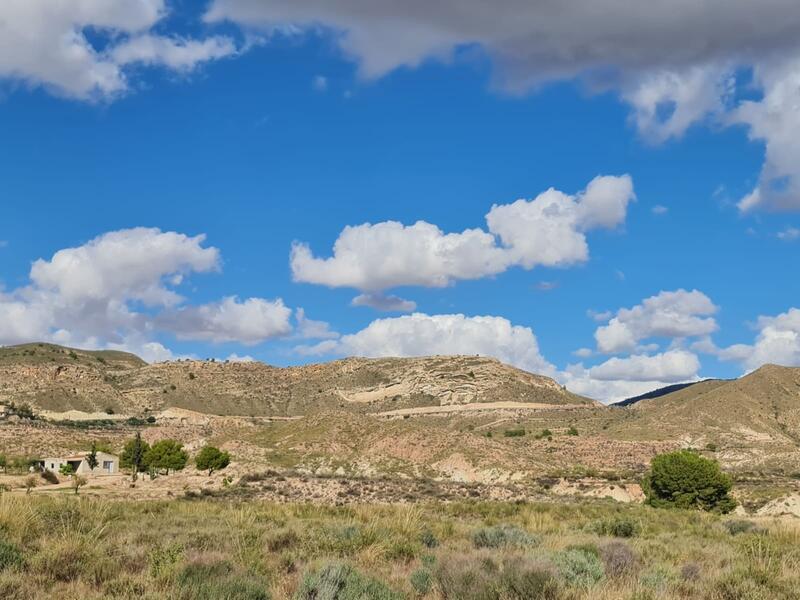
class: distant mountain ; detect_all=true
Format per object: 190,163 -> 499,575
605,364 -> 800,470
614,379 -> 725,407
0,343 -> 595,417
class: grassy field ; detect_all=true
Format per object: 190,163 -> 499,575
0,494 -> 798,599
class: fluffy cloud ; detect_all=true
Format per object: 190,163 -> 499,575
716,308 -> 800,370
594,289 -> 718,353
30,228 -> 219,306
296,313 -> 557,377
733,57 -> 800,211
351,293 -> 417,312
561,350 -> 702,402
585,350 -> 700,383
621,65 -> 734,143
291,175 -> 635,291
0,228 -> 293,359
158,297 -> 292,344
0,0 -> 236,100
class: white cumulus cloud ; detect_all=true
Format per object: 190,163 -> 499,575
716,308 -> 800,370
158,296 -> 292,345
0,228 -> 293,359
291,175 -> 635,291
562,350 -> 702,403
594,289 -> 718,353
0,0 -> 237,100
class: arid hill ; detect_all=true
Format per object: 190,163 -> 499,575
0,343 -> 594,417
606,364 -> 800,469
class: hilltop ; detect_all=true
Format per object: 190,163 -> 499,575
0,343 -> 593,417
606,364 -> 800,470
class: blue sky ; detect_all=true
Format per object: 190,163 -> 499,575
1,1 -> 799,401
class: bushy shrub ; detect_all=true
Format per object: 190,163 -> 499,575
638,566 -> 674,593
554,547 -> 605,588
724,520 -> 764,536
264,528 -> 299,553
590,517 -> 639,538
0,539 -> 23,571
599,541 -> 639,577
498,556 -> 561,599
435,554 -> 560,600
419,529 -> 439,548
295,562 -> 402,600
472,525 -> 540,549
712,567 -> 794,600
642,450 -> 737,513
148,544 -> 184,578
409,568 -> 432,596
176,560 -> 270,600
503,429 -> 526,438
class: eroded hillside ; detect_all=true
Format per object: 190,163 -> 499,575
0,344 -> 593,417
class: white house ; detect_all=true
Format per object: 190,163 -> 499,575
38,452 -> 119,476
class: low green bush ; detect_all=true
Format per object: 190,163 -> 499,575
724,520 -> 765,536
435,553 -> 561,600
589,517 -> 639,538
176,560 -> 270,600
409,568 -> 432,596
554,548 -> 605,588
472,525 -> 540,549
0,539 -> 23,571
503,429 -> 526,438
295,562 -> 402,600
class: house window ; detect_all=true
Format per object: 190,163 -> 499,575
50,463 -> 55,469
102,461 -> 113,472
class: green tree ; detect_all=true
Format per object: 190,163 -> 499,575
643,450 -> 736,513
195,446 -> 231,475
59,463 -> 75,477
121,433 -> 150,481
85,442 -> 99,471
144,439 -> 188,475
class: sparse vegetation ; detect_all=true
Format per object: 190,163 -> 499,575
0,496 -> 792,598
503,428 -> 526,437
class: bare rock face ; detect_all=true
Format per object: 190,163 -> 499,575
0,344 -> 591,417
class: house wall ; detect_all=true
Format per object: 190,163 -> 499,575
41,454 -> 119,476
